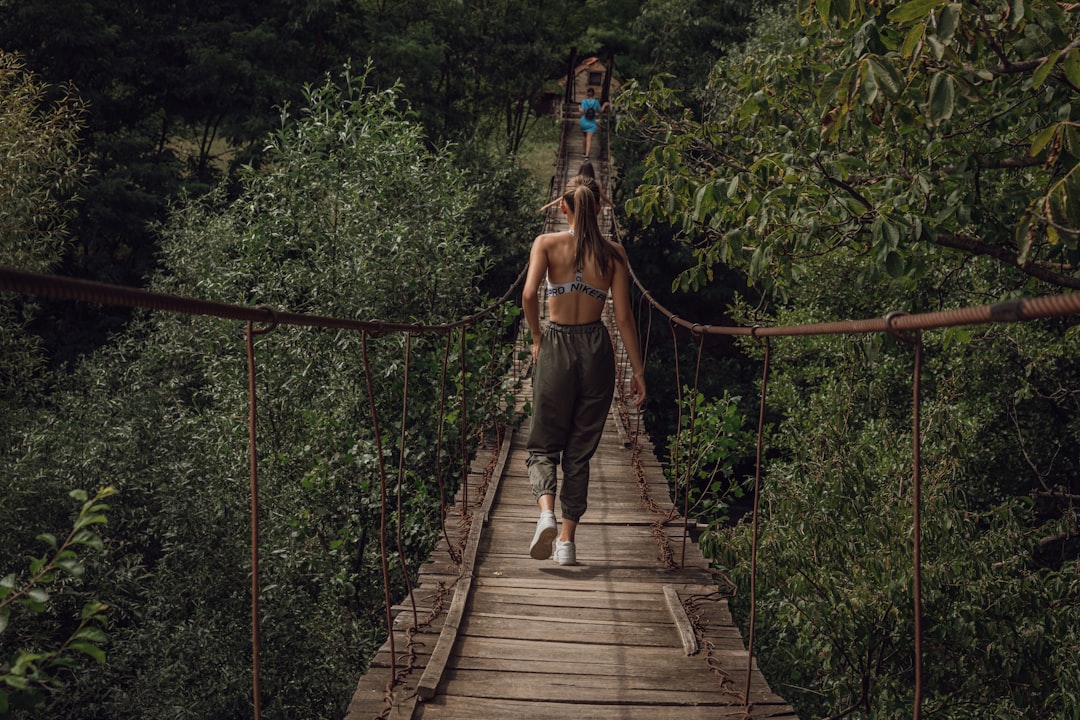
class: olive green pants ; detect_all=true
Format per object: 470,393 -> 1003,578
526,320 -> 615,522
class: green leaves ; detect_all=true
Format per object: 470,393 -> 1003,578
927,72 -> 956,125
887,0 -> 948,23
867,56 -> 903,101
1,489 -> 113,715
712,320 -> 1080,719
620,4 -> 1080,712
0,51 -> 87,273
7,62 -> 531,719
1,486 -> 116,617
1063,48 -> 1080,88
665,389 -> 753,534
1032,49 -> 1061,90
622,0 -> 1080,296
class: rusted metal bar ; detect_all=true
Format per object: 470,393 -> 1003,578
744,335 -> 771,708
680,328 -> 708,569
627,265 -> 1080,336
0,266 -> 525,334
435,334 -> 458,563
886,314 -> 925,720
397,334 -> 419,629
460,326 -> 469,514
360,331 -> 396,693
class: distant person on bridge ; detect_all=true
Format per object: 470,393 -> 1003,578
579,88 -> 607,159
575,160 -> 613,208
522,174 -> 646,566
538,161 -> 613,214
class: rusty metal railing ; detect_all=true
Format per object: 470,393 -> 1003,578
612,249 -> 1079,718
0,264 -> 526,719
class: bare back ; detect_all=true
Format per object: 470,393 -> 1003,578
533,230 -> 616,325
522,220 -> 644,407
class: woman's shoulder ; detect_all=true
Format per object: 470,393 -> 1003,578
534,230 -> 573,247
606,239 -> 629,258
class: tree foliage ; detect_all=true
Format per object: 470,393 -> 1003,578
0,50 -> 87,273
0,0 -> 566,362
615,1 -> 1080,717
715,317 -> 1080,718
620,0 -> 1080,296
664,389 -> 753,532
0,65 -> 522,719
0,49 -> 87,467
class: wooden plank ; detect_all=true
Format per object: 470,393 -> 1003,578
437,666 -> 749,697
473,560 -> 714,583
467,608 -> 681,632
431,668 -> 787,706
457,614 -> 696,648
457,600 -> 670,624
468,586 -> 681,611
448,649 -> 760,675
664,584 -> 699,656
365,628 -> 438,669
415,558 -> 472,700
343,666 -> 419,720
415,695 -> 798,720
478,532 -> 711,565
456,612 -> 745,648
467,573 -> 711,593
450,635 -> 755,667
415,394 -> 517,700
475,420 -> 515,527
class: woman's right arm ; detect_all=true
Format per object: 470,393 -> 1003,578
610,246 -> 646,407
522,236 -> 548,363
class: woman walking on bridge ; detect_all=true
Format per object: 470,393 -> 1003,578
522,174 -> 646,566
579,87 -> 607,159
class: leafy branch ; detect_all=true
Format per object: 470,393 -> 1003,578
1,487 -> 116,716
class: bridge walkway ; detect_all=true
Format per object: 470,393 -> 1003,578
343,111 -> 797,720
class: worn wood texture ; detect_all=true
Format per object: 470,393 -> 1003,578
343,119 -> 798,720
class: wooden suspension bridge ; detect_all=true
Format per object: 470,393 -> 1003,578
342,100 -> 798,720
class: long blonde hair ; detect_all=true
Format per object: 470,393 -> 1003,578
563,175 -> 620,279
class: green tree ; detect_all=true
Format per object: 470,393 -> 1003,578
615,2 -> 1080,716
620,0 -> 1080,295
0,0 -> 338,361
718,316 -> 1080,718
0,58 -> 107,717
629,0 -> 757,92
1,64 -> 521,719
0,50 -> 87,273
0,49 -> 87,450
351,0 -> 582,153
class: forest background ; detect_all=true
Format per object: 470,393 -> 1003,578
1,0 -> 1078,718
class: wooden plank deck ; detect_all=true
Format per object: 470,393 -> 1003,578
343,357 -> 797,719
343,115 -> 797,720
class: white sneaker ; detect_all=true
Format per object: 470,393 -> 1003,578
529,512 -> 557,560
553,539 -> 577,566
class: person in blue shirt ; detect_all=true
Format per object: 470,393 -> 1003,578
578,88 -> 607,159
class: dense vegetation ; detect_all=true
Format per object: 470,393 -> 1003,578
623,0 -> 1080,716
0,60 -> 523,717
3,0 -> 1078,718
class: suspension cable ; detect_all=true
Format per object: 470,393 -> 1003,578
0,266 -> 526,335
